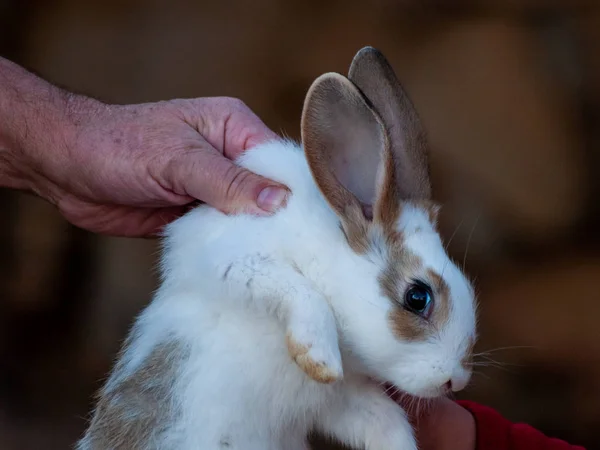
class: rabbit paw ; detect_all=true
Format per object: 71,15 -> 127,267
286,308 -> 343,384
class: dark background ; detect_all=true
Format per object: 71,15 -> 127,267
0,0 -> 599,449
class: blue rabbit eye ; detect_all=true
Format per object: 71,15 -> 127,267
404,283 -> 433,316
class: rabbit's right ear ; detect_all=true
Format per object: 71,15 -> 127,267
348,47 -> 432,202
301,72 -> 387,251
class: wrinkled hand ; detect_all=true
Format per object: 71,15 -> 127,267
17,95 -> 289,237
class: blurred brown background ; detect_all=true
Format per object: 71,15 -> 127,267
1,0 -> 599,449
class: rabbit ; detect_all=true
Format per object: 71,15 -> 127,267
76,46 -> 477,450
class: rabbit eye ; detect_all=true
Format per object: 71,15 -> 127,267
404,282 -> 433,317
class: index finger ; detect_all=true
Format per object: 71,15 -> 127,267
195,97 -> 280,161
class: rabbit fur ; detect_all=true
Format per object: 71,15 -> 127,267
77,47 -> 477,450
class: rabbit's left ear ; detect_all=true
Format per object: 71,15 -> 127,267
348,47 -> 432,204
302,72 -> 386,249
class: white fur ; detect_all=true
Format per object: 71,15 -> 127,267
78,140 -> 476,450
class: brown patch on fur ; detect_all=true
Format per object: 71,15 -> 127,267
381,246 -> 431,341
380,245 -> 423,306
427,269 -> 451,329
374,145 -> 402,240
286,334 -> 340,384
339,203 -> 371,254
413,200 -> 441,228
78,336 -> 189,450
388,306 -> 429,341
382,246 -> 453,341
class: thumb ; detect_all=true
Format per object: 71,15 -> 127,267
176,150 -> 289,215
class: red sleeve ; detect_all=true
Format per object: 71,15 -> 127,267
457,400 -> 586,450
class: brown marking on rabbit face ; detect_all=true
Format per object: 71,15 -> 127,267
79,336 -> 188,450
381,239 -> 452,341
427,268 -> 451,329
380,245 -> 429,341
413,200 -> 441,229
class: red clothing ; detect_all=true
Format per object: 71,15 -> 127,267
458,401 -> 586,450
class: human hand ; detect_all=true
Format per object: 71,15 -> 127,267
0,57 -> 290,238
394,394 -> 476,450
24,96 -> 289,237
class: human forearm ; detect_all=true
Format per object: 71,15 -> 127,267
0,57 -> 286,236
0,57 -> 96,199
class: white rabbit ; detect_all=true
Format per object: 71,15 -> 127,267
76,47 -> 477,450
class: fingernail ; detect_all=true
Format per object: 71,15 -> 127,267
257,186 -> 288,213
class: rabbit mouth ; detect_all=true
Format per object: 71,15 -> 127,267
381,381 -> 448,422
367,374 -> 450,404
379,382 -> 447,408
364,375 -> 405,399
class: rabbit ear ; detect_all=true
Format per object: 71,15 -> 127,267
302,72 -> 388,250
348,47 -> 432,202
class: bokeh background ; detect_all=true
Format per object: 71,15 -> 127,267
1,0 -> 599,448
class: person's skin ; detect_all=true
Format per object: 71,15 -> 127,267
401,397 -> 476,450
0,57 -> 476,449
0,57 -> 289,237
